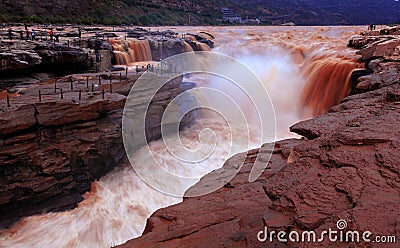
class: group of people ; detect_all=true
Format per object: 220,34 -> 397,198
5,24 -> 86,42
9,24 -> 36,40
369,24 -> 377,31
24,29 -> 35,40
6,27 -> 60,42
48,29 -> 60,42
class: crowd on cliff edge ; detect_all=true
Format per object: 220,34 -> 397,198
1,24 -> 83,42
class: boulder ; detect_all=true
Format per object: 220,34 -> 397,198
0,41 -> 90,72
0,50 -> 41,70
357,38 -> 400,61
149,39 -> 187,61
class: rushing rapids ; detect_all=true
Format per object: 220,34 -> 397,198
0,26 -> 365,247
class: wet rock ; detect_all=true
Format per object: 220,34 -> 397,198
187,33 -> 214,48
149,39 -> 187,61
64,31 -> 79,37
367,58 -> 384,72
379,26 -> 400,36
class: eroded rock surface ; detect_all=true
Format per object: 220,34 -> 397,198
349,28 -> 400,94
0,41 -> 90,72
0,73 -> 197,228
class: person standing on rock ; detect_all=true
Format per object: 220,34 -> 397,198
31,29 -> 35,40
49,29 -> 54,41
25,29 -> 30,40
78,27 -> 82,39
95,40 -> 101,62
55,32 -> 60,42
8,28 -> 12,40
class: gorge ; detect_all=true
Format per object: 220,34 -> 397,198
0,25 -> 399,248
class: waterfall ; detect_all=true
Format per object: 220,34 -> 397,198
110,39 -> 153,65
197,42 -> 211,51
300,54 -> 364,116
0,26 -> 365,248
184,41 -> 194,52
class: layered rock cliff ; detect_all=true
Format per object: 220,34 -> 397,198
0,40 -> 91,73
120,29 -> 400,247
0,72 -> 197,228
1,27 -> 214,76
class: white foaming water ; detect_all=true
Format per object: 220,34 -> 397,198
0,26 -> 363,247
234,53 -> 305,139
0,117 -> 256,248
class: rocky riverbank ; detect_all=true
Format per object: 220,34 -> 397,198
119,27 -> 400,247
0,25 -> 213,77
0,69 -> 197,228
0,24 -> 213,229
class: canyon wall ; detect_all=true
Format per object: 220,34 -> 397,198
0,73 -> 197,228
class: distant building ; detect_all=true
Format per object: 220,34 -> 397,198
221,8 -> 242,23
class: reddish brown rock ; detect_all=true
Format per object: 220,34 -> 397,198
0,73 -> 197,228
356,61 -> 400,91
357,38 -> 400,61
0,104 -> 36,138
34,96 -> 125,127
350,29 -> 400,96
